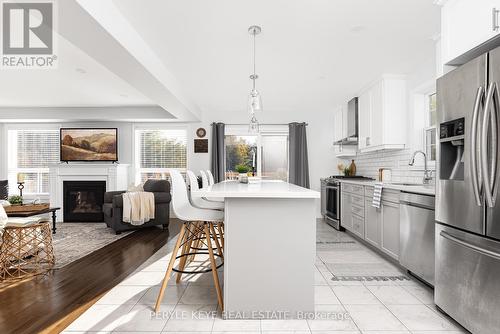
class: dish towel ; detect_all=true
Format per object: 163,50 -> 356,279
372,182 -> 383,208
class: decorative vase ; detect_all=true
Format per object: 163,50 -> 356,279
238,173 -> 248,183
349,160 -> 357,176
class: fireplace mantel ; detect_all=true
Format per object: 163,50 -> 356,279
49,163 -> 129,222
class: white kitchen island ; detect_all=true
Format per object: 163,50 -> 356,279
191,180 -> 320,319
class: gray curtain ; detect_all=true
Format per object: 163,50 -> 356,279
211,122 -> 225,183
289,122 -> 310,188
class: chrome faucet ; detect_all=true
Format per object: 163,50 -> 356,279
409,150 -> 433,184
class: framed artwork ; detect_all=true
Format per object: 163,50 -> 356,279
194,139 -> 208,153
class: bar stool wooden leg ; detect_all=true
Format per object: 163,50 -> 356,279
216,223 -> 224,253
204,223 -> 224,310
187,223 -> 202,264
176,223 -> 192,283
155,223 -> 186,312
210,223 -> 223,259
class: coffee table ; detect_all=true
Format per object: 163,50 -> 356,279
6,207 -> 61,234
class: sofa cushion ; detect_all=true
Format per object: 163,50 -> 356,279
102,203 -> 113,217
144,179 -> 170,193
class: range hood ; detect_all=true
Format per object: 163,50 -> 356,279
334,97 -> 358,146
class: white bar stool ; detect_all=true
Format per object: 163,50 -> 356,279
206,170 -> 215,185
155,170 -> 224,312
186,170 -> 224,210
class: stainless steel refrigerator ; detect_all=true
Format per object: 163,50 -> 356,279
436,46 -> 500,334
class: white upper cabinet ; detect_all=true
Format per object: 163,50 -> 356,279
441,0 -> 500,65
357,75 -> 407,153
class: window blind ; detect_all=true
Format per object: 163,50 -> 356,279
136,129 -> 187,182
138,129 -> 187,169
8,129 -> 59,194
15,130 -> 60,167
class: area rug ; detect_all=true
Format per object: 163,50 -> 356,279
52,223 -> 132,268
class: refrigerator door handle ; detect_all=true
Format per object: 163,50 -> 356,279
482,82 -> 499,207
471,86 -> 484,206
440,231 -> 500,260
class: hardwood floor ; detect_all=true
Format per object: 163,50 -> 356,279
0,220 -> 181,334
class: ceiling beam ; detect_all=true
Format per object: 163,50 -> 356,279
0,106 -> 191,123
54,0 -> 201,121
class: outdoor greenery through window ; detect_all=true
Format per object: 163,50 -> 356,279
424,93 -> 437,162
135,129 -> 187,182
225,132 -> 289,181
225,136 -> 257,179
7,129 -> 59,195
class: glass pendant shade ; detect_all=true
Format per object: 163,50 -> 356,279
248,88 -> 263,113
248,114 -> 260,133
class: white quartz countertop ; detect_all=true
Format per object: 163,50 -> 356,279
191,180 -> 320,199
338,179 -> 436,196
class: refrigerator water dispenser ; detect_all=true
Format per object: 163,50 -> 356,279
439,118 -> 465,181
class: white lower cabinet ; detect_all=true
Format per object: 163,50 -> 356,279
381,200 -> 400,260
364,198 -> 381,248
340,182 -> 401,261
341,192 -> 353,231
351,213 -> 364,239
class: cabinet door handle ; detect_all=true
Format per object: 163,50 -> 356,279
493,7 -> 499,32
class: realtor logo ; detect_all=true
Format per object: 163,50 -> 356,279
1,1 -> 57,68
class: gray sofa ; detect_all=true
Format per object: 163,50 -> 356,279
103,179 -> 171,234
0,180 -> 7,200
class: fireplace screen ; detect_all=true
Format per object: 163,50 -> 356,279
63,181 -> 106,222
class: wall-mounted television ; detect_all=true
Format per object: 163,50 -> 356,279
60,128 -> 118,162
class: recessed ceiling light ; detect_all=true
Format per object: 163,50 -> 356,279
75,68 -> 87,74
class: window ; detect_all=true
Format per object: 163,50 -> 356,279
424,93 -> 437,162
134,128 -> 187,183
7,129 -> 59,195
224,126 -> 289,181
225,135 -> 258,180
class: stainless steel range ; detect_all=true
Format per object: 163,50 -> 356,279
321,175 -> 373,230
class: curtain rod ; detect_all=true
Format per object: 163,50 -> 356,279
221,122 -> 308,126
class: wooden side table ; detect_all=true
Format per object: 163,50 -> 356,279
0,221 -> 55,281
6,207 -> 61,234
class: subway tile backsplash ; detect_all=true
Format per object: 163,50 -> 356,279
341,148 -> 436,183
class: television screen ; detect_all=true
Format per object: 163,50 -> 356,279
60,128 -> 118,162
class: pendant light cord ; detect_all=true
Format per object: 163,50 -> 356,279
253,31 -> 256,90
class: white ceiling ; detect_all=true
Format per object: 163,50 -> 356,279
113,0 -> 440,115
0,0 -> 440,119
0,32 -> 153,107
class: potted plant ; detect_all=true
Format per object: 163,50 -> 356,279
235,164 -> 250,183
8,195 -> 23,206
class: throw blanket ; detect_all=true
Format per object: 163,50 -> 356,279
122,192 -> 155,225
372,182 -> 383,208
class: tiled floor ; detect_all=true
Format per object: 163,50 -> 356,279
63,220 -> 468,333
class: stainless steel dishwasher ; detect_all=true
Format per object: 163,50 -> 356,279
400,191 -> 435,286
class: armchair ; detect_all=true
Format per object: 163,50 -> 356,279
103,179 -> 171,234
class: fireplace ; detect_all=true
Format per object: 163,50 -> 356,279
63,181 -> 106,222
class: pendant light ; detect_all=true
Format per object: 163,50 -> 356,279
248,25 -> 262,133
